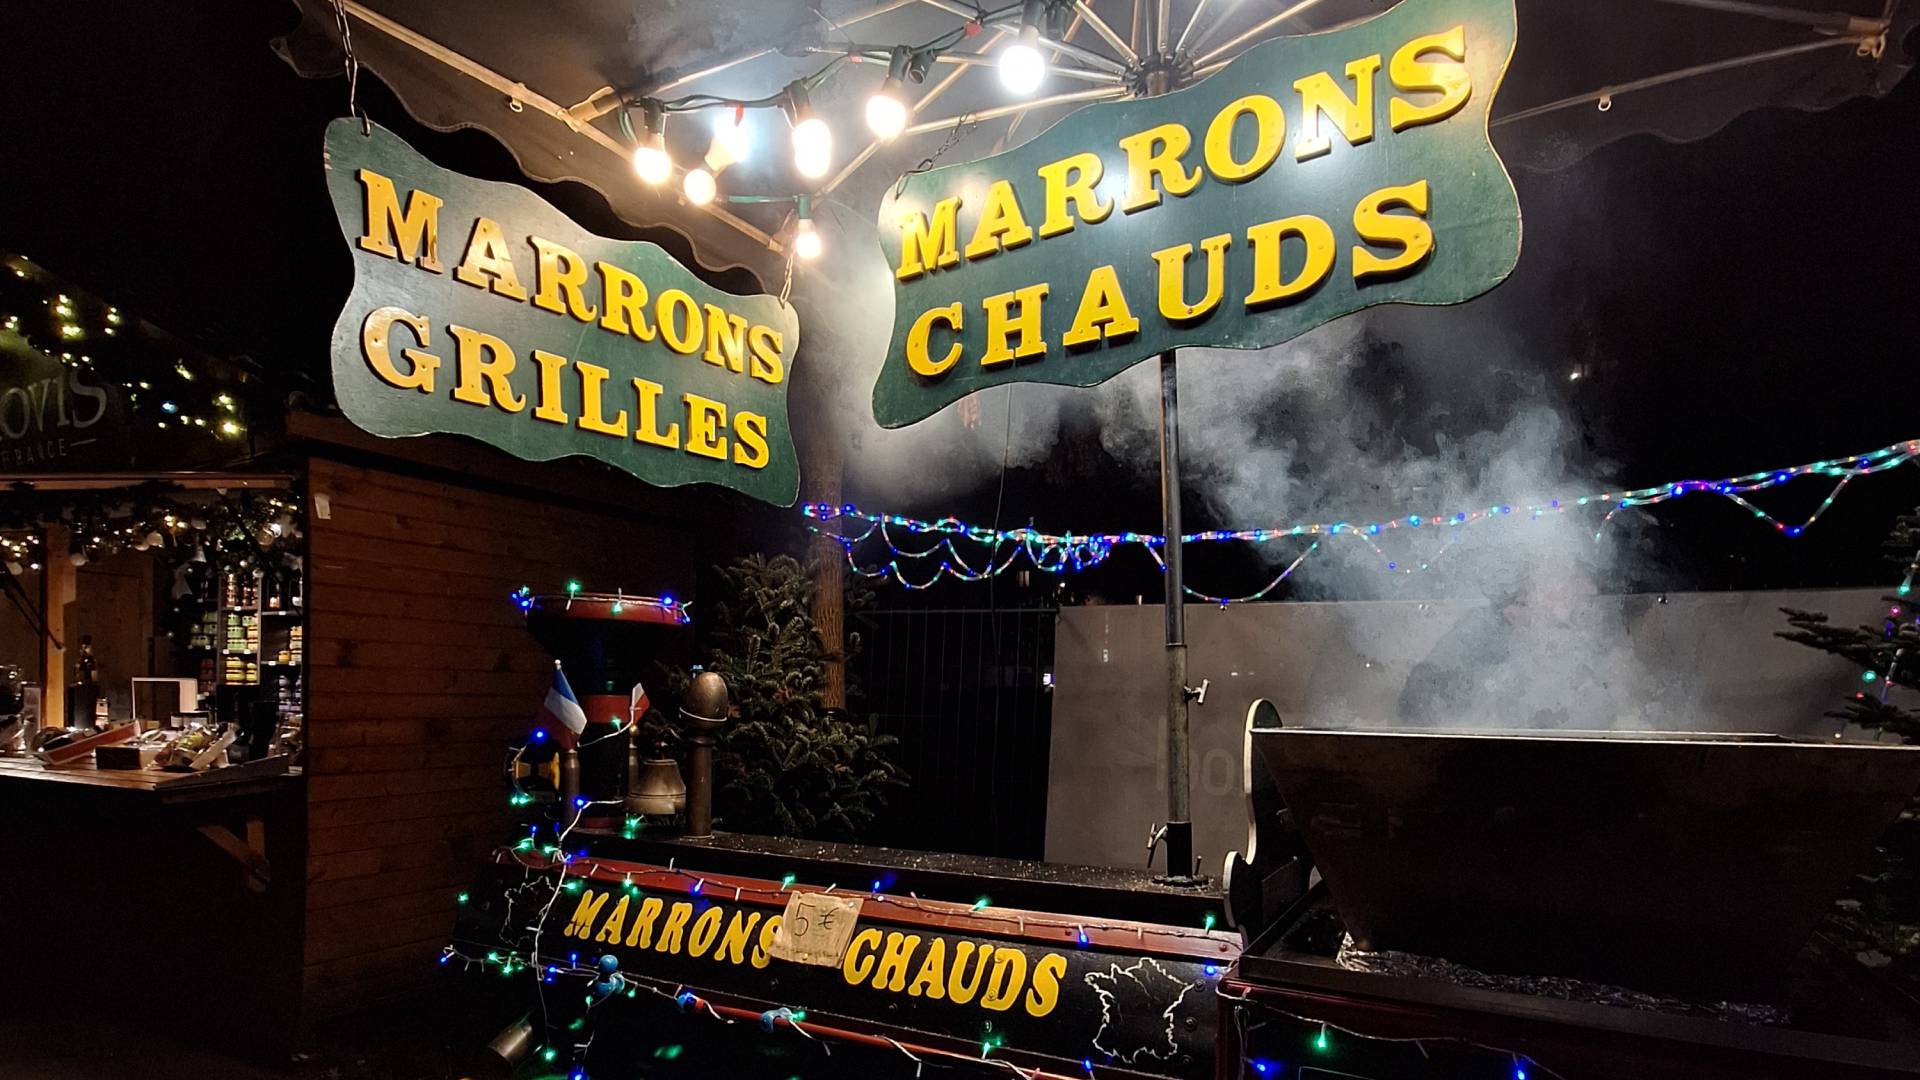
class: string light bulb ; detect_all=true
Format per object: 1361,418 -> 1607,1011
630,101 -> 673,186
866,48 -> 911,140
707,106 -> 751,171
1000,0 -> 1050,95
682,166 -> 717,206
792,195 -> 822,260
784,82 -> 832,179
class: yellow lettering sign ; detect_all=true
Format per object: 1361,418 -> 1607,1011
359,307 -> 439,392
356,169 -> 444,272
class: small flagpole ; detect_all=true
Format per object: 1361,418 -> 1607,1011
554,658 -> 580,809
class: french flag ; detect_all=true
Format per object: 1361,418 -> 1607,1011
538,664 -> 589,749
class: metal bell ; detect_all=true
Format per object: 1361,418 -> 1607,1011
628,754 -> 686,816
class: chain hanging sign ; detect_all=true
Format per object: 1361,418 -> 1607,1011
324,119 -> 801,505
871,0 -> 1520,427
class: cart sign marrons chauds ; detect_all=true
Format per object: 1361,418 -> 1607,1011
324,119 -> 801,506
873,0 -> 1521,427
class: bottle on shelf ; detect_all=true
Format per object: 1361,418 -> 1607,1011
67,635 -> 100,731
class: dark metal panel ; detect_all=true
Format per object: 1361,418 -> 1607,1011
1254,727 -> 1920,996
852,607 -> 1057,859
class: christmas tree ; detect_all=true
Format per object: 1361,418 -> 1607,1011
1776,505 -> 1919,989
1777,504 -> 1920,741
668,554 -> 904,840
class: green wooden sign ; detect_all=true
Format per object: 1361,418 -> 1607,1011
872,0 -> 1519,428
325,120 -> 800,505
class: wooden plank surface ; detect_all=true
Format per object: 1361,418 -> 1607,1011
300,455 -> 696,1014
0,754 -> 296,803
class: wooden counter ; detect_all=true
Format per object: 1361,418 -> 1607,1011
0,752 -> 297,803
0,749 -> 306,1059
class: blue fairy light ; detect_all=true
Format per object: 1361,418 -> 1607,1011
801,439 -> 1919,601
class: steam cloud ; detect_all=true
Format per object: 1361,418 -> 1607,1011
790,204 -> 1710,730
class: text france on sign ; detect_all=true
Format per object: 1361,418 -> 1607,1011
872,0 -> 1520,428
324,120 -> 801,506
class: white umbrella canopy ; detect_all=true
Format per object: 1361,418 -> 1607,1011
279,0 -> 1915,287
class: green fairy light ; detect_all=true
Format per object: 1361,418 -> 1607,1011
1203,912 -> 1217,930
781,873 -> 797,888
809,437 -> 1920,599
973,897 -> 990,911
457,892 -> 469,904
567,580 -> 582,595
1314,1024 -> 1330,1052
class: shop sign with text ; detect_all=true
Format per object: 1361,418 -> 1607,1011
873,0 -> 1519,427
325,120 -> 800,505
0,341 -> 129,473
456,864 -> 1221,1074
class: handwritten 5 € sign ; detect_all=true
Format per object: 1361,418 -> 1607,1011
768,892 -> 865,967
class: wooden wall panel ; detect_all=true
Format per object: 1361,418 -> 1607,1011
301,456 -> 694,1017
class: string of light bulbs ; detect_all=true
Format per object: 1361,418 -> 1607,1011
803,437 -> 1920,600
613,0 -> 1098,259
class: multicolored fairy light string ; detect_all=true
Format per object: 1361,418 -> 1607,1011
805,437 -> 1920,602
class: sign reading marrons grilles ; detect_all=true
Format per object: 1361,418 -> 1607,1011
324,119 -> 800,505
872,0 -> 1519,427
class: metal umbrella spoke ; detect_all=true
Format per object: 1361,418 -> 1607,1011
1491,32 -> 1880,127
823,28 -> 1008,194
901,85 -> 1128,136
1191,0 -> 1332,67
1074,0 -> 1140,63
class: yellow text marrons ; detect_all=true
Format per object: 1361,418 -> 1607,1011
559,889 -> 1070,1019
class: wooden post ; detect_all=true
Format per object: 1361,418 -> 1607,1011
39,522 -> 75,728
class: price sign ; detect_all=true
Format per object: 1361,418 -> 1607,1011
767,891 -> 864,967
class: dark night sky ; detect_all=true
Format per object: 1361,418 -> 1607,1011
4,2 -> 1916,602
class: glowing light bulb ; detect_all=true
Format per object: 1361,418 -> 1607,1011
999,27 -> 1047,95
866,83 -> 908,140
709,108 -> 750,168
632,133 -> 672,186
793,218 -> 822,260
791,116 -> 832,178
682,166 -> 716,206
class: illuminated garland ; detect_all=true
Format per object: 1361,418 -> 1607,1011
1,253 -> 258,447
464,731 -> 1235,1080
804,437 -> 1920,602
509,582 -> 690,623
448,829 -> 1552,1080
1,488 -> 301,576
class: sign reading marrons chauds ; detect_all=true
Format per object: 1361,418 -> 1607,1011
873,0 -> 1519,427
324,120 -> 800,505
455,863 -> 1223,1074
